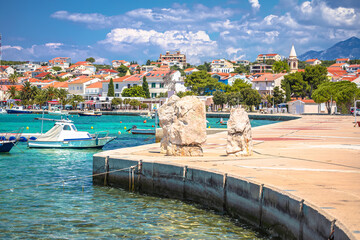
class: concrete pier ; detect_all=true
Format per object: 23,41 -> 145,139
93,115 -> 359,239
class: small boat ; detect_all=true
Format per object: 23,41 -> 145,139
128,126 -> 155,135
0,128 -> 24,153
78,110 -> 102,117
48,109 -> 69,116
139,111 -> 155,119
0,108 -> 7,114
131,129 -> 155,135
0,139 -> 16,152
28,118 -> 114,148
6,106 -> 32,114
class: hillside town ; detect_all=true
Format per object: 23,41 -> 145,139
1,46 -> 360,115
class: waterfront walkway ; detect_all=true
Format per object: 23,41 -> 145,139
95,115 -> 360,239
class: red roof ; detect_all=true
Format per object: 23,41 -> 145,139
35,72 -> 51,78
327,69 -> 347,76
298,69 -> 305,72
3,85 -> 23,91
99,69 -> 118,73
349,64 -> 360,68
258,54 -> 278,57
341,76 -> 357,82
252,73 -> 285,82
329,63 -> 347,68
336,58 -> 350,62
289,99 -> 316,104
305,59 -> 318,62
86,81 -> 103,88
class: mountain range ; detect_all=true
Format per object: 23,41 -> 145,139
298,37 -> 360,61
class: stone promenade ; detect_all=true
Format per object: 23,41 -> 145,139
96,115 -> 360,239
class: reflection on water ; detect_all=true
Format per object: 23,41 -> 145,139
0,114 -> 272,239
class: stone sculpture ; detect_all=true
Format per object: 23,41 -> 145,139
226,107 -> 253,156
158,95 -> 207,156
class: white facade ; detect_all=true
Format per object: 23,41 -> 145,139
68,78 -> 101,95
14,63 -> 41,74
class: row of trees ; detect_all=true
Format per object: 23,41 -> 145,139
111,98 -> 148,110
7,81 -> 83,109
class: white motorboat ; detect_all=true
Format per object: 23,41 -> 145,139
48,109 -> 69,116
28,118 -> 115,148
0,108 -> 6,114
78,110 -> 102,117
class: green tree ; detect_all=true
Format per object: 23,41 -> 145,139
34,90 -> 47,108
52,66 -> 62,71
117,65 -> 129,77
111,98 -> 123,109
303,65 -> 328,97
86,57 -> 95,63
57,88 -> 69,108
265,59 -> 275,65
185,71 -> 223,95
107,78 -> 115,97
129,99 -> 141,109
312,81 -> 360,114
272,60 -> 290,73
146,60 -> 151,65
213,91 -> 227,110
227,92 -> 242,107
241,88 -> 261,111
140,103 -> 148,109
7,86 -> 17,99
227,79 -> 252,92
70,95 -> 84,109
281,72 -> 309,99
142,76 -> 150,98
121,86 -> 146,98
176,91 -> 196,98
45,87 -> 58,101
20,81 -> 32,102
285,81 -> 291,102
157,92 -> 168,98
197,62 -> 211,72
8,73 -> 18,84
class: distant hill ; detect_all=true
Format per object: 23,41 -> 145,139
299,37 -> 360,61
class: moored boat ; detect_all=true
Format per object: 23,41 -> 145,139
0,108 -> 7,114
48,109 -> 69,116
78,110 -> 102,117
28,118 -> 114,148
6,106 -> 32,114
0,128 -> 24,153
131,129 -> 155,135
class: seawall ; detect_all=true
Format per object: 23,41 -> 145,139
93,115 -> 358,239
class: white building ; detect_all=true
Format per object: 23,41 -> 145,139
68,77 -> 101,97
210,59 -> 234,73
252,73 -> 286,95
14,63 -> 41,74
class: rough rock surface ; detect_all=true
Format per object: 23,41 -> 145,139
226,108 -> 253,156
158,95 -> 206,156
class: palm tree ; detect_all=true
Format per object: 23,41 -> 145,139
8,73 -> 18,84
7,86 -> 17,99
45,87 -> 57,101
35,90 -> 47,109
20,82 -> 32,103
70,94 -> 84,109
57,88 -> 69,109
30,86 -> 39,101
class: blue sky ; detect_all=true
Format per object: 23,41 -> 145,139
0,0 -> 359,65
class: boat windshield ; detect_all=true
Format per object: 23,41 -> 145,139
63,125 -> 71,131
71,125 -> 77,131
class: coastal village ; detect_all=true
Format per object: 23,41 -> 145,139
1,45 -> 360,115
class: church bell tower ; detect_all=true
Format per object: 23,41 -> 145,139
288,45 -> 298,73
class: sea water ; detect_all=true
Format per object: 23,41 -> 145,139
0,114 -> 275,239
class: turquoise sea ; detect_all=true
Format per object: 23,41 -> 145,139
0,114 -> 276,239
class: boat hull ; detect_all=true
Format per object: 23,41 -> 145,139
27,137 -> 115,148
131,129 -> 155,135
78,113 -> 102,116
0,141 -> 15,152
6,109 -> 33,114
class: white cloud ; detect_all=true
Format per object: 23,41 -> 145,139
210,19 -> 239,31
249,0 -> 261,11
100,28 -> 218,64
226,47 -> 243,55
45,43 -> 63,48
2,45 -> 23,51
94,57 -> 108,64
295,0 -> 358,27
